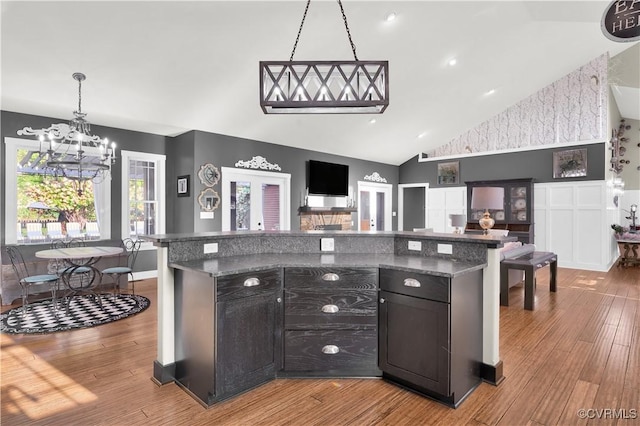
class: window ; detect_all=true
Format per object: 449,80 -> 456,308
4,137 -> 111,244
120,150 -> 166,247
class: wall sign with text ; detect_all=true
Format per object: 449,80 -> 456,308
601,1 -> 640,42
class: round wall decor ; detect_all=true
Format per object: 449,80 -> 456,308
198,188 -> 220,212
198,163 -> 220,187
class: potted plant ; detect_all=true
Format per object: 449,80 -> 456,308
611,224 -> 626,239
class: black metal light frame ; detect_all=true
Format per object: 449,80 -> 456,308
260,60 -> 389,114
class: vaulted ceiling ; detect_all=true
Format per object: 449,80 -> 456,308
2,1 -> 638,165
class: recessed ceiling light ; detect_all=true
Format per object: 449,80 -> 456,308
448,58 -> 457,66
485,89 -> 496,96
385,12 -> 397,22
369,118 -> 377,124
417,131 -> 427,139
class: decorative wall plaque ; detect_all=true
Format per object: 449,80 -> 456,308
364,172 -> 388,183
234,155 -> 281,171
198,163 -> 220,187
198,188 -> 220,211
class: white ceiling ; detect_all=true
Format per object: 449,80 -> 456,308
2,1 -> 638,166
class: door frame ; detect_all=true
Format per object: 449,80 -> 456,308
398,183 -> 429,232
221,167 -> 291,231
357,181 -> 393,231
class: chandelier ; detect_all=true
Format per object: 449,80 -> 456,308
259,0 -> 389,114
17,72 -> 116,195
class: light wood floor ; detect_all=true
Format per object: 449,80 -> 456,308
1,266 -> 638,425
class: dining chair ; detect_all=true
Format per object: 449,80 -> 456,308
49,239 -> 91,275
85,222 -> 101,239
5,246 -> 59,316
26,223 -> 46,242
46,222 -> 64,240
66,222 -> 84,239
100,238 -> 142,299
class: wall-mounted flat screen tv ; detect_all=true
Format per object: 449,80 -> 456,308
308,160 -> 349,196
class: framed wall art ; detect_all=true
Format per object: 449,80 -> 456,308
177,175 -> 190,197
553,148 -> 587,178
437,161 -> 459,185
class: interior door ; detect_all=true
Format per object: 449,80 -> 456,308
222,168 -> 291,231
357,181 -> 392,231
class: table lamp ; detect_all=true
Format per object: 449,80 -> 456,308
470,187 -> 504,234
449,214 -> 466,234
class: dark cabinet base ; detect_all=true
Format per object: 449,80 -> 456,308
382,372 -> 481,408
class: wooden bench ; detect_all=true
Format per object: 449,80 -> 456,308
500,251 -> 557,310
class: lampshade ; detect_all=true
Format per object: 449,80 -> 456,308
471,187 -> 504,234
449,214 -> 466,234
449,214 -> 466,227
471,187 -> 504,210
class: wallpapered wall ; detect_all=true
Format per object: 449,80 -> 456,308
427,54 -> 609,158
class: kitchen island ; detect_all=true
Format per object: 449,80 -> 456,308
142,231 -> 511,407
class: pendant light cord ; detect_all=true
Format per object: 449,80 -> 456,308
290,0 -> 359,61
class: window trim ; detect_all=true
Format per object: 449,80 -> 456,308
4,136 -> 111,244
120,150 -> 166,250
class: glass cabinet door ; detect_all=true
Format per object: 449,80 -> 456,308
509,186 -> 528,222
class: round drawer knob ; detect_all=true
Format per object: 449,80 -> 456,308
321,345 -> 340,355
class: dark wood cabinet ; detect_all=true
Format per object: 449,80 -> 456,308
174,268 -> 282,406
282,267 -> 380,376
465,178 -> 534,244
378,268 -> 483,407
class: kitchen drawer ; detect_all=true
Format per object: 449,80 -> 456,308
216,269 -> 282,300
379,269 -> 450,303
285,288 -> 377,330
284,330 -> 377,372
285,267 -> 377,290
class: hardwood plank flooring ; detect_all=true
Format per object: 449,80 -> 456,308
1,265 -> 639,425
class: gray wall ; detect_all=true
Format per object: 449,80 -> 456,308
169,130 -> 400,232
399,143 -> 606,186
1,110 -> 166,272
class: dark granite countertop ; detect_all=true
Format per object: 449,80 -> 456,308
170,253 -> 485,279
142,229 -> 510,247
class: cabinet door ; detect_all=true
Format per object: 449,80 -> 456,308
379,290 -> 450,396
508,184 -> 529,223
216,290 -> 282,399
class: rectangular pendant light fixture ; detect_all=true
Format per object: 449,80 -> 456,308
260,60 -> 389,114
259,0 -> 389,114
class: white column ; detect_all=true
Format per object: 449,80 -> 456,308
156,246 -> 175,365
483,247 -> 501,366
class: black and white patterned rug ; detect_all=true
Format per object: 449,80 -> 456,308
0,294 -> 150,334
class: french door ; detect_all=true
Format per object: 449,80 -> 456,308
221,168 -> 291,231
357,181 -> 392,231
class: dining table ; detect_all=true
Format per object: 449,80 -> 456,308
35,246 -> 124,309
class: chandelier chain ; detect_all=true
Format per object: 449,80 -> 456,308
337,0 -> 358,61
289,0 -> 358,61
290,0 -> 311,61
77,77 -> 82,114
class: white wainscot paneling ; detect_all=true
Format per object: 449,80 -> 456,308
548,209 -> 575,262
535,181 -> 615,271
576,184 -> 606,207
427,187 -> 465,233
576,209 -> 605,266
549,186 -> 575,207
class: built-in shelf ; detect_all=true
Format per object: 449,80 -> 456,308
298,206 -> 357,214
